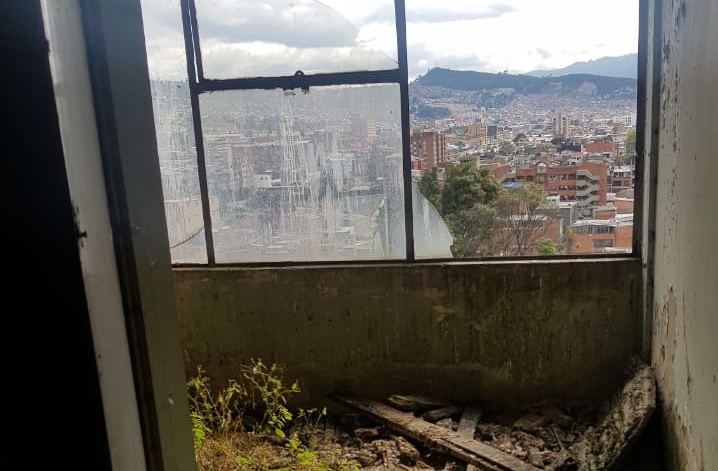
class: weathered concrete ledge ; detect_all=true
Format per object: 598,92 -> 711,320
173,258 -> 641,408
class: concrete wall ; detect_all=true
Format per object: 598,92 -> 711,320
650,1 -> 718,470
174,259 -> 641,409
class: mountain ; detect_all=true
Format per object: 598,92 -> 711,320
526,53 -> 638,79
412,67 -> 637,98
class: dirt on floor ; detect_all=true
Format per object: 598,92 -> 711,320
196,363 -> 660,471
297,401 -> 594,470
276,363 -> 657,471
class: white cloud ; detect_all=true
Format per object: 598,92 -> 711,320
362,3 -> 515,24
140,0 -> 639,80
195,0 -> 358,47
199,39 -> 397,78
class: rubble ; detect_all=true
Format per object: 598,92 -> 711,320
325,361 -> 656,471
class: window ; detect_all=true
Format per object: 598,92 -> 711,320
142,0 -> 639,265
593,239 -> 614,248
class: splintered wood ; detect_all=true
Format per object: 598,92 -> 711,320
331,392 -> 541,471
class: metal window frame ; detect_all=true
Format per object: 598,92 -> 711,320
176,0 -> 644,268
178,0 -> 414,266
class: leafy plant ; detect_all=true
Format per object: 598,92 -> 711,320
285,431 -> 360,471
187,359 -> 356,471
187,365 -> 246,445
240,358 -> 300,438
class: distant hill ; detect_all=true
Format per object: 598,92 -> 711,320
527,53 -> 638,79
412,67 -> 637,99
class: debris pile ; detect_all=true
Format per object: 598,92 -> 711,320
328,362 -> 656,471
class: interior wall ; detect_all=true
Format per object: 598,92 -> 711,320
650,1 -> 718,470
174,259 -> 641,409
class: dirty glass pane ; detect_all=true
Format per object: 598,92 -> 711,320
141,0 -> 208,264
199,85 -> 405,263
194,0 -> 399,79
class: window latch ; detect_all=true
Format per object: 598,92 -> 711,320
283,70 -> 310,95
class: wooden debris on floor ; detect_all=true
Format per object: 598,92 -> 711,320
331,391 -> 541,471
422,405 -> 463,423
388,394 -> 454,412
327,361 -> 656,471
457,405 -> 484,471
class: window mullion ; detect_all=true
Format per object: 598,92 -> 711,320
187,0 -> 205,81
180,0 -> 216,265
395,0 -> 415,261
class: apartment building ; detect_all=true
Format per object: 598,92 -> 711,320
609,165 -> 634,194
410,129 -> 447,171
570,217 -> 633,254
553,113 -> 571,138
492,160 -> 608,216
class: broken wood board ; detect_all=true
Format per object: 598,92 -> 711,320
457,405 -> 483,436
422,405 -> 462,423
573,362 -> 657,471
457,405 -> 484,471
387,394 -> 452,412
330,392 -> 541,471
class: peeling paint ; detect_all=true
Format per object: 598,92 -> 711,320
650,0 -> 718,469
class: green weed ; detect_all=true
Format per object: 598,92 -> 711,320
186,359 -> 359,471
240,358 -> 300,438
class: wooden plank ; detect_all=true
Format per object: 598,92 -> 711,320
330,392 -> 540,471
387,394 -> 452,412
457,405 -> 484,471
422,405 -> 462,423
457,405 -> 483,436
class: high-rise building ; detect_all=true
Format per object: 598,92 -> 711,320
553,113 -> 571,139
467,122 -> 488,144
410,130 -> 447,171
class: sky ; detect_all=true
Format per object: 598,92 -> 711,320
141,0 -> 639,81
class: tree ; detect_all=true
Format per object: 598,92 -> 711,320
414,103 -> 451,120
559,225 -> 576,255
624,127 -> 637,164
531,143 -> 553,154
491,184 -> 559,256
440,163 -> 500,218
440,162 -> 500,258
446,203 -> 498,258
417,167 -> 441,211
625,128 -> 636,154
534,237 -> 558,255
437,166 -> 560,258
498,141 -> 515,155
